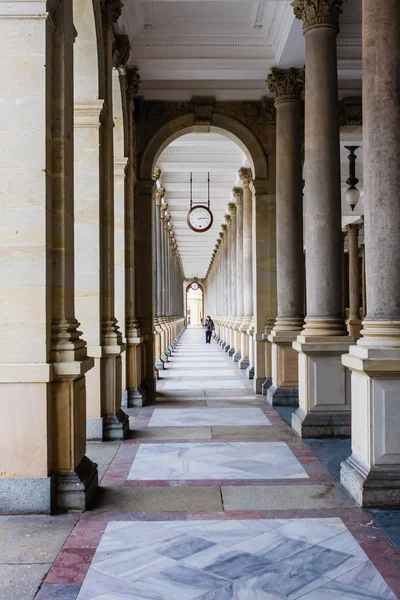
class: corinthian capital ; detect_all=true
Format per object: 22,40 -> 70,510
266,67 -> 305,103
238,167 -> 252,185
101,0 -> 124,26
291,0 -> 343,31
228,202 -> 236,216
113,34 -> 130,72
232,187 -> 243,205
155,187 -> 165,205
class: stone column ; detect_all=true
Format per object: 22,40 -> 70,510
154,186 -> 165,370
238,168 -> 253,370
233,188 -> 244,362
346,224 -> 362,340
0,0 -> 98,513
228,202 -> 237,356
224,213 -> 232,353
98,2 -> 128,440
124,68 -> 145,408
291,0 -> 351,437
266,67 -> 305,406
159,201 -> 169,361
134,180 -> 156,402
341,0 -> 400,506
220,224 -> 228,347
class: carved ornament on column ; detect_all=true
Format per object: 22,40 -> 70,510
238,167 -> 252,186
153,166 -> 161,182
225,214 -> 232,228
228,202 -> 236,217
113,34 -> 130,74
346,223 -> 361,236
266,67 -> 305,104
126,67 -> 141,101
155,187 -> 165,206
160,202 -> 168,219
101,0 -> 124,25
220,225 -> 227,238
291,0 -> 344,31
232,188 -> 243,205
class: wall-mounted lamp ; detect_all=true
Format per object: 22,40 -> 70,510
345,146 -> 360,211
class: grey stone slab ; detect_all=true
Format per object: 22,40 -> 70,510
211,426 -> 296,441
86,441 -> 121,482
133,427 -> 212,440
0,563 -> 52,600
0,515 -> 78,564
86,418 -> 103,442
221,484 -> 356,511
92,486 -> 223,513
0,477 -> 52,515
35,583 -> 81,599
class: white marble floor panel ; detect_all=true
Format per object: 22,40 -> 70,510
127,442 -> 308,480
76,518 -> 396,600
161,369 -> 237,378
148,408 -> 270,427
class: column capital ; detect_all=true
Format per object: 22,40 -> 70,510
291,0 -> 344,32
113,34 -> 130,73
346,223 -> 362,236
232,187 -> 243,205
228,202 -> 236,216
126,67 -> 141,102
155,187 -> 165,205
101,0 -> 124,26
153,165 -> 161,181
266,67 -> 305,103
160,202 -> 168,218
238,167 -> 252,185
224,214 -> 232,227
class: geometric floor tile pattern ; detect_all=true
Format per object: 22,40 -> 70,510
148,408 -> 271,427
76,518 -> 397,599
127,442 -> 309,481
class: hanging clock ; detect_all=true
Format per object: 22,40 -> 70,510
187,172 -> 214,233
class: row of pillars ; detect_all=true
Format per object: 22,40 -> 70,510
206,0 -> 400,507
153,179 -> 186,371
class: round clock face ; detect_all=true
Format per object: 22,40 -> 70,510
191,282 -> 199,290
187,205 -> 214,233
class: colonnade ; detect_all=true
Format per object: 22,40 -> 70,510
206,0 -> 400,506
0,0 -> 184,514
153,179 -> 186,372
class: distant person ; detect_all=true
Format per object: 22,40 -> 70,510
204,315 -> 215,344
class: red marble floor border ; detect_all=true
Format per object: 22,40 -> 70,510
42,508 -> 400,597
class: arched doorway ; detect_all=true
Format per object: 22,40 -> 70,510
186,282 -> 205,327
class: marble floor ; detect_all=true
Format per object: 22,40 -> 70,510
19,327 -> 400,599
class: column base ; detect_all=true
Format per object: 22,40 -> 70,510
261,378 -> 273,396
224,344 -> 231,353
341,454 -> 400,507
245,365 -> 254,380
86,417 -> 104,441
125,386 -> 147,408
161,352 -> 169,363
103,409 -> 129,441
238,357 -> 249,370
53,456 -> 98,513
228,347 -> 235,357
253,377 -> 265,394
0,476 -> 53,514
232,351 -> 241,363
292,406 -> 351,438
155,359 -> 165,370
267,385 -> 298,406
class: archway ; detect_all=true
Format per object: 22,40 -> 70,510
186,282 -> 205,327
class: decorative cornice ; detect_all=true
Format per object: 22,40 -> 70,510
155,187 -> 165,205
101,0 -> 124,25
113,34 -> 130,73
266,67 -> 305,103
291,0 -> 344,32
126,67 -> 141,101
238,167 -> 252,186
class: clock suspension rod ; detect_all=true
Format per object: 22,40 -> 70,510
208,172 -> 210,210
190,172 -> 193,210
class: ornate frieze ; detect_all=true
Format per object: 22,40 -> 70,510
266,67 -> 305,103
238,167 -> 252,185
291,0 -> 344,31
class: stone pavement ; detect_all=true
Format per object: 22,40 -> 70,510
2,327 -> 400,599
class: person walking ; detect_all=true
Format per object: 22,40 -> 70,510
204,315 -> 215,344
